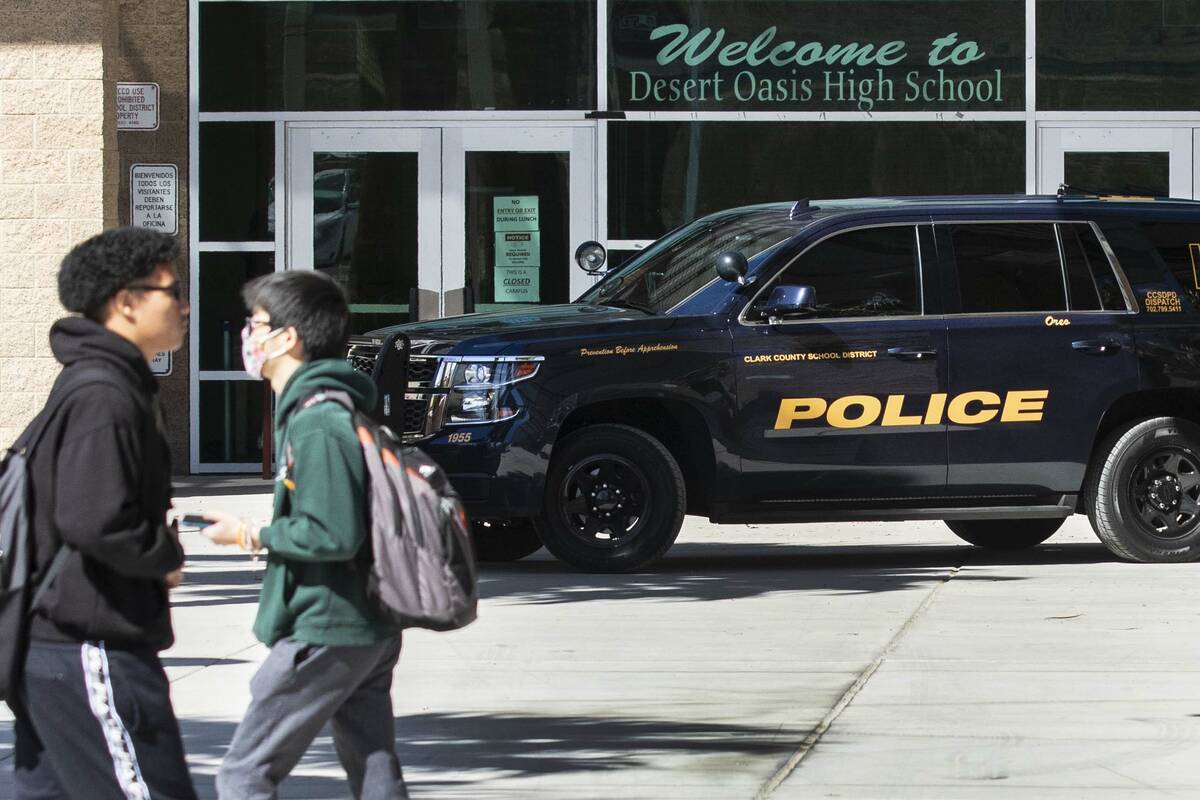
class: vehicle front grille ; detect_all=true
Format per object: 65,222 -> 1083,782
401,356 -> 438,440
346,339 -> 382,376
346,340 -> 440,440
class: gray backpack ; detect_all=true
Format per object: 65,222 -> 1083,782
297,391 -> 478,631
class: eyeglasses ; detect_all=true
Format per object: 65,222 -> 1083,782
244,316 -> 273,330
127,282 -> 185,302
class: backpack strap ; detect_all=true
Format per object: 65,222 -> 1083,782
13,365 -> 131,597
11,366 -> 125,459
299,390 -> 356,414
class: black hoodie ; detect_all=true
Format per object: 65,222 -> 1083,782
25,317 -> 183,651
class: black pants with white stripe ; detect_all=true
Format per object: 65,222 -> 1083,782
11,639 -> 197,800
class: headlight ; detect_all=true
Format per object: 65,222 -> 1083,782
443,357 -> 542,425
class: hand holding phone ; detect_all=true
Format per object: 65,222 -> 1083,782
179,514 -> 210,529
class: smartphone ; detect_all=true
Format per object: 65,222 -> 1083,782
179,514 -> 210,529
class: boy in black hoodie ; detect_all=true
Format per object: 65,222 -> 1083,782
7,228 -> 197,799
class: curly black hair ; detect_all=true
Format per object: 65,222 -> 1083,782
58,227 -> 179,320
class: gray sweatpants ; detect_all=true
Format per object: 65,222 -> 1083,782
216,635 -> 407,800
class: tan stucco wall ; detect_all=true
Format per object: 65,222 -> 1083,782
0,0 -> 189,470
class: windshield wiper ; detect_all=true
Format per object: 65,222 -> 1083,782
597,298 -> 658,315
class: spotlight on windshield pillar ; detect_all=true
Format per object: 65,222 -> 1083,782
575,241 -> 608,275
716,251 -> 749,285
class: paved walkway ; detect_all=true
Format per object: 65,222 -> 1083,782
3,478 -> 1200,797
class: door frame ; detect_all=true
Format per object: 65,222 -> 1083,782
443,125 -> 597,313
1037,123 -> 1195,198
285,120 -> 598,317
285,126 -> 443,318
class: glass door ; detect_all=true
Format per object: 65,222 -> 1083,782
442,126 -> 596,314
1038,126 -> 1194,198
287,127 -> 441,332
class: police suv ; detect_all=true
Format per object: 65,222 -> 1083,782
347,194 -> 1200,573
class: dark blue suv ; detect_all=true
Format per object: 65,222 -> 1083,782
348,194 -> 1200,572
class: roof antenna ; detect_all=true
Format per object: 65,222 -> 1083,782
789,199 -> 817,220
1056,183 -> 1099,200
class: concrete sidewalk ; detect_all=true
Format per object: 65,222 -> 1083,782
3,478 -> 1200,798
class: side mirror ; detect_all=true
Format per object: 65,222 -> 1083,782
575,241 -> 607,274
716,251 -> 749,284
762,285 -> 817,320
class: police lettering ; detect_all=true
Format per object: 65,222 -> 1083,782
774,390 -> 1049,430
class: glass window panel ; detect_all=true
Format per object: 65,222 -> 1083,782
608,122 -> 1025,240
200,1 -> 595,112
1069,224 -> 1127,311
1038,0 -> 1200,110
466,152 -> 570,310
199,252 -> 275,372
199,122 -> 274,241
1060,226 -> 1102,311
1063,152 -> 1170,197
580,206 -> 796,313
1137,222 -> 1200,311
949,224 -> 1066,313
198,380 -> 266,464
759,226 -> 920,318
312,152 -> 417,334
611,0 -> 1023,112
605,249 -> 643,273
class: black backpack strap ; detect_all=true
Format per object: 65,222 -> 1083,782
11,366 -> 124,459
14,366 -> 129,594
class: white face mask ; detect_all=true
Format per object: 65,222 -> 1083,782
240,322 -> 287,380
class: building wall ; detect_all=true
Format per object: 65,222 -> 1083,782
113,0 -> 189,469
0,0 -> 190,470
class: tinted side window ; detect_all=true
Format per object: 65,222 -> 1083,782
949,223 -> 1065,313
1138,222 -> 1200,311
1061,223 -> 1126,311
765,226 -> 920,319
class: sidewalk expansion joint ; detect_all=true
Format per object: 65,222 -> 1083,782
754,564 -> 963,798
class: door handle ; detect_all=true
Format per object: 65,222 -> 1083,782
1071,339 -> 1121,356
887,347 -> 937,361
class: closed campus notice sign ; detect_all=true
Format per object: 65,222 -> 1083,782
130,164 -> 178,235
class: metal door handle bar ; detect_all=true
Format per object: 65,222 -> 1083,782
887,347 -> 937,361
1071,339 -> 1121,355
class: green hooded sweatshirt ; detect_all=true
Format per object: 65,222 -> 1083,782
253,358 -> 398,647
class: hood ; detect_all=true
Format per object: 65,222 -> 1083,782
370,303 -> 656,354
49,316 -> 157,393
276,358 -> 379,422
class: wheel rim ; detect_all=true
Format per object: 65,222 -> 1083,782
1127,446 -> 1200,540
558,453 -> 650,549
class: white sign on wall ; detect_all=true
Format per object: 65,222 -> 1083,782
116,82 -> 159,131
130,164 -> 178,235
150,351 -> 172,377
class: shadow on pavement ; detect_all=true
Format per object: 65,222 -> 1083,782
179,710 -> 800,794
477,541 -> 1114,605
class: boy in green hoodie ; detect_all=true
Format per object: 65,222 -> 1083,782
201,271 -> 407,799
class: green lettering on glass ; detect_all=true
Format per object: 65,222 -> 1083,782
651,24 -> 910,68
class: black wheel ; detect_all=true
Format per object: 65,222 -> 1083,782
534,424 -> 685,573
946,518 -> 1064,549
471,519 -> 543,562
1086,416 -> 1200,562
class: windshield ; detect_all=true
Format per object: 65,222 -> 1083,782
577,206 -> 798,313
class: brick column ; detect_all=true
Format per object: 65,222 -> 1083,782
0,0 -> 117,447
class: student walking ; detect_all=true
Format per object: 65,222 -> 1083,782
201,271 -> 408,799
7,228 -> 196,799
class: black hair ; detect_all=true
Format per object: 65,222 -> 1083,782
242,271 -> 350,361
58,227 -> 179,320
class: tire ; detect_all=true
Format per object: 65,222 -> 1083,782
1086,416 -> 1200,563
471,519 -> 543,562
534,424 -> 685,573
946,518 -> 1064,549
